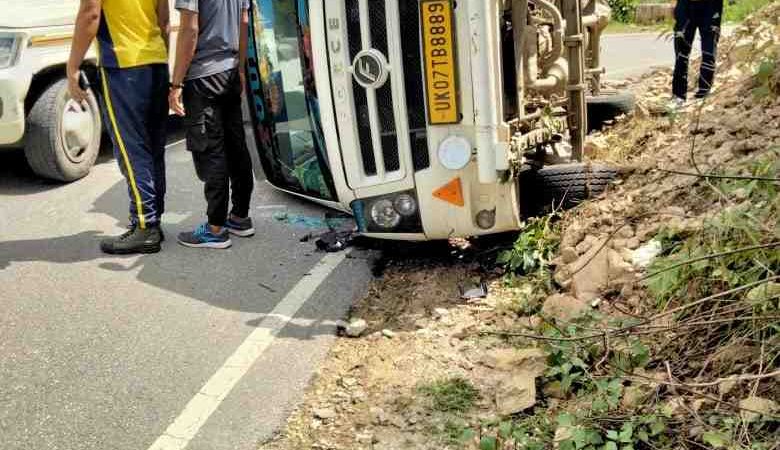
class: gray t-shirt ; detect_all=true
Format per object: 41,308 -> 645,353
175,0 -> 250,81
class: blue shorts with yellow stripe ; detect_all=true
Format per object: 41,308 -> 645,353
98,64 -> 169,229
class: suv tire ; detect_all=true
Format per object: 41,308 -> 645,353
586,90 -> 635,132
519,163 -> 618,217
25,78 -> 102,182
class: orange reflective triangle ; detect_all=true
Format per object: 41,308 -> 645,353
433,177 -> 464,207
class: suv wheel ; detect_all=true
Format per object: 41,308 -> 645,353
25,78 -> 102,182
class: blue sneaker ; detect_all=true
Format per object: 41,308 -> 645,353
177,223 -> 233,249
225,216 -> 255,237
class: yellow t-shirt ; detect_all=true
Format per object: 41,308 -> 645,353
97,0 -> 168,68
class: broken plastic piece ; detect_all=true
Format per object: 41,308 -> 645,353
315,230 -> 356,253
459,280 -> 488,299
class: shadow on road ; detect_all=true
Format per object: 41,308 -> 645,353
0,230 -> 110,270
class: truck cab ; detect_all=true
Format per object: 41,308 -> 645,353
246,0 -> 619,240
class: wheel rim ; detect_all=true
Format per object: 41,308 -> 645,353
59,99 -> 96,164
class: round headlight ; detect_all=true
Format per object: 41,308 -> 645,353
370,199 -> 402,229
438,136 -> 472,171
394,194 -> 417,217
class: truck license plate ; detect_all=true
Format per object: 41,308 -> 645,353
421,0 -> 459,125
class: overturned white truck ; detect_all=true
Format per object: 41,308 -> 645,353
246,0 -> 632,240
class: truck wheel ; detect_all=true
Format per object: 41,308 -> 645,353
519,163 -> 618,218
586,90 -> 635,132
25,78 -> 102,182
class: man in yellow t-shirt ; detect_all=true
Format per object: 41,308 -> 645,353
67,0 -> 170,255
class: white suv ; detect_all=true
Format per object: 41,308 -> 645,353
0,0 -> 176,182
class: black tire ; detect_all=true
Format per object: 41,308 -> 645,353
519,163 -> 618,218
25,78 -> 102,182
586,90 -> 635,132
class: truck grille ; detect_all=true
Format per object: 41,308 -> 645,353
326,0 -> 430,189
399,0 -> 430,171
345,0 -> 402,176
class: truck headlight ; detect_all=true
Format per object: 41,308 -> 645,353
0,33 -> 23,69
351,190 -> 423,233
370,199 -> 402,229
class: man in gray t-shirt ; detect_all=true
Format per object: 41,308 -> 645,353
173,0 -> 250,80
169,0 -> 256,249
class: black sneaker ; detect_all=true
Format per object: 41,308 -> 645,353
101,225 -> 163,255
225,216 -> 255,237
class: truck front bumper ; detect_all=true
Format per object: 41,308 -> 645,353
0,66 -> 32,146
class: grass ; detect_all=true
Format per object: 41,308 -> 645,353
418,377 -> 479,413
605,0 -> 773,33
604,20 -> 671,34
723,0 -> 775,22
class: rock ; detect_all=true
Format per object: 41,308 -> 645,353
636,222 -> 661,241
576,235 -> 599,255
432,308 -> 450,319
553,266 -> 572,288
746,282 -> 780,304
554,425 -> 574,445
688,426 -> 704,439
570,241 -> 610,301
718,377 -> 738,396
542,293 -> 590,321
561,225 -> 586,249
344,319 -> 368,338
355,432 -> 375,444
610,238 -> 628,250
370,406 -> 388,425
584,135 -> 609,157
607,249 -> 635,283
560,246 -> 579,264
661,206 -> 686,218
621,384 -> 653,409
625,237 -> 641,250
495,372 -> 537,415
616,225 -> 635,239
517,315 -> 542,330
543,381 -> 566,399
739,396 -> 778,423
482,348 -> 547,375
631,240 -> 663,268
662,397 -> 686,417
381,329 -> 396,339
313,407 -> 337,421
692,398 -> 712,413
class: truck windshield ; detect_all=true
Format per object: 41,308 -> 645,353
247,0 -> 336,201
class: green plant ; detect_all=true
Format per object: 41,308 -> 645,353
607,0 -> 638,23
498,213 -> 560,275
557,410 -> 670,450
456,413 -> 554,450
723,0 -> 775,22
753,56 -> 779,99
418,377 -> 480,413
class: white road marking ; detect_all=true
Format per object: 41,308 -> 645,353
146,252 -> 348,450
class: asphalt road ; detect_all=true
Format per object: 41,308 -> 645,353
0,33 -> 675,450
0,119 -> 375,450
601,32 -> 676,80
